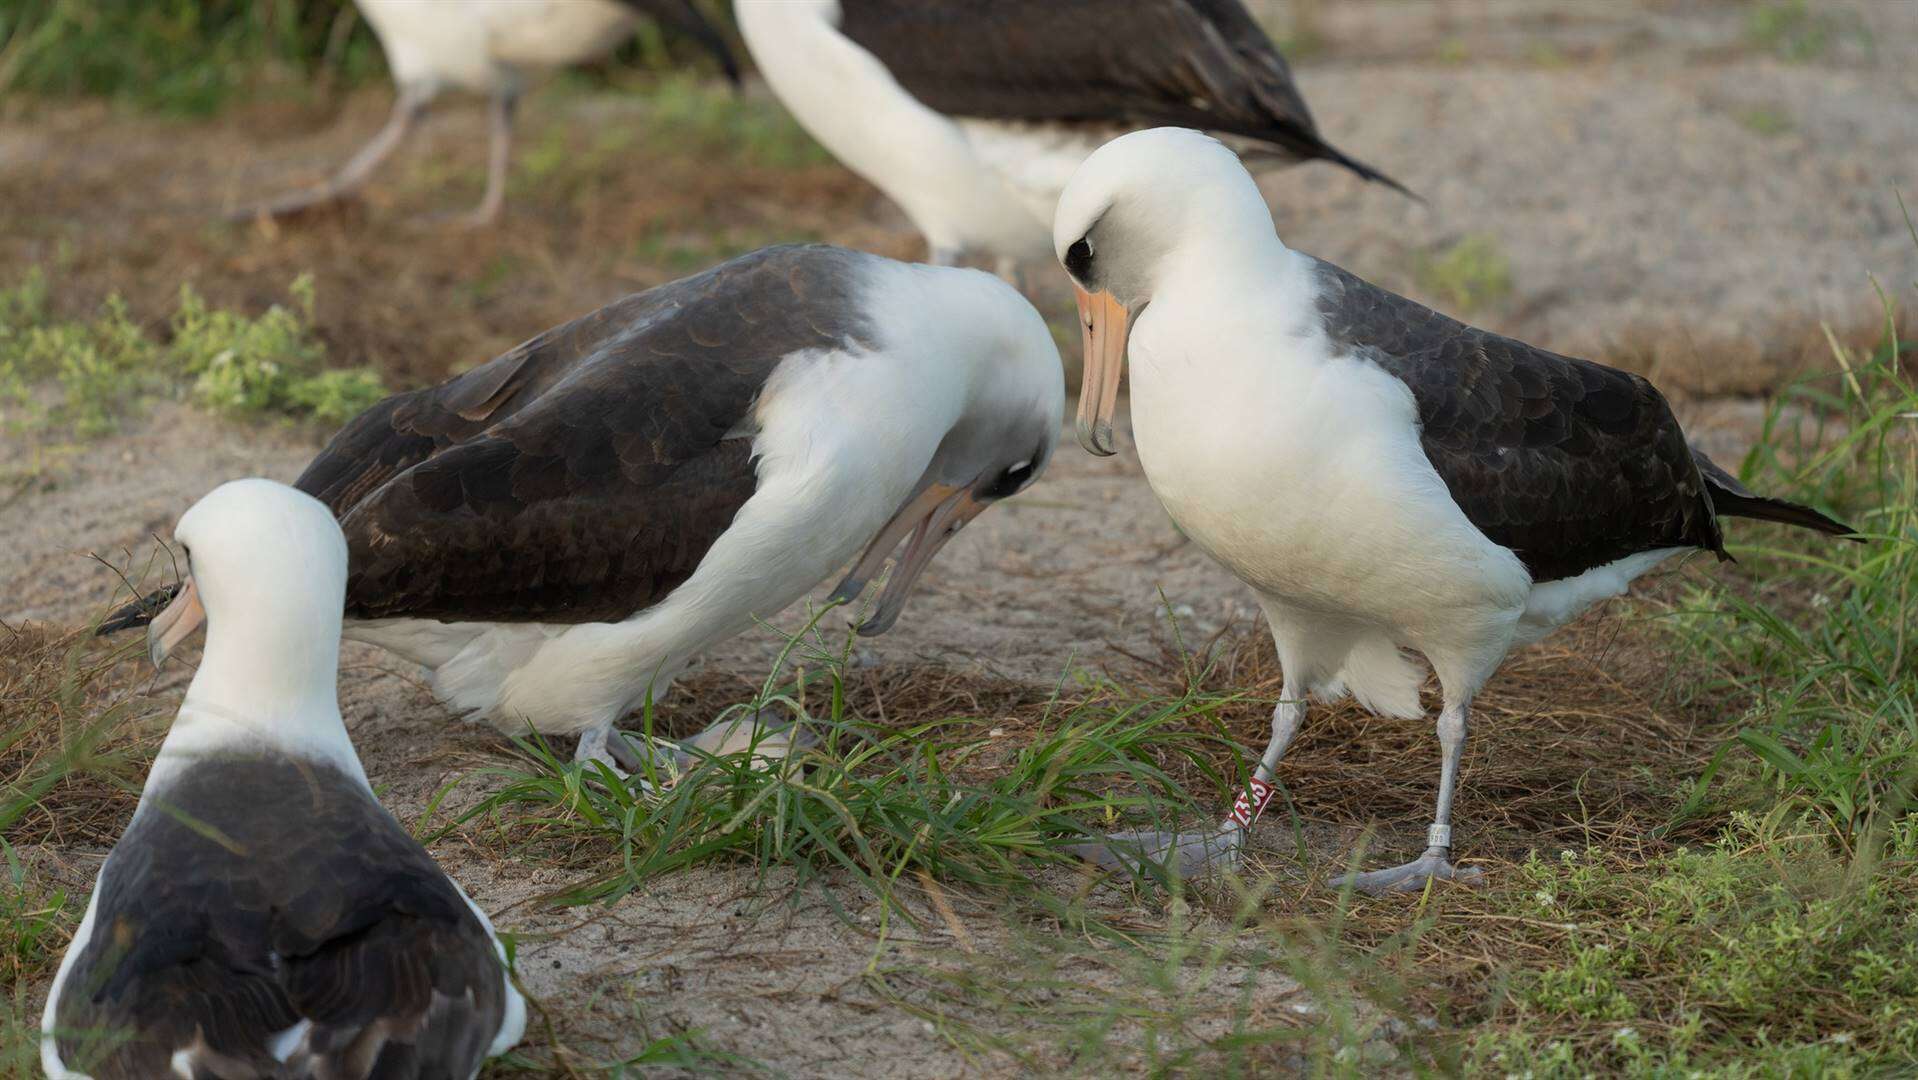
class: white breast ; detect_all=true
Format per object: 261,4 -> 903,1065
1125,285 -> 1531,651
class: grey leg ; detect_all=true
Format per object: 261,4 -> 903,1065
1330,696 -> 1484,895
238,86 -> 429,219
466,87 -> 518,226
928,245 -> 963,267
574,723 -> 629,774
1068,685 -> 1305,877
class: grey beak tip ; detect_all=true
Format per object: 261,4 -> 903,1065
1075,425 -> 1117,457
824,579 -> 862,607
854,617 -> 890,638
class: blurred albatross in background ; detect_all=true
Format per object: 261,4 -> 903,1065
1051,128 -> 1857,892
239,0 -> 739,224
736,0 -> 1406,274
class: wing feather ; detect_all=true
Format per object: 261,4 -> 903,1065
295,245 -> 877,625
835,0 -> 1402,187
1309,257 -> 1724,582
50,759 -> 507,1080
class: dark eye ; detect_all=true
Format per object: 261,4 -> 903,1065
983,459 -> 1035,500
1064,237 -> 1093,279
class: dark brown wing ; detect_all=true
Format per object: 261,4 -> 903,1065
835,0 -> 1403,189
51,758 -> 507,1079
296,244 -> 877,625
1309,257 -> 1725,583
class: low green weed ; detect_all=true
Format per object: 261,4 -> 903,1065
1415,234 -> 1513,314
0,269 -> 385,435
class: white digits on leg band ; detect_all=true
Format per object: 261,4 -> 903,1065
1223,777 -> 1276,830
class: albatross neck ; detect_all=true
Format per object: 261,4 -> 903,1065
164,599 -> 363,783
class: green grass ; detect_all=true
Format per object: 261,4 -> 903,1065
1455,268 -> 1918,1074
437,614 -> 1237,912
0,0 -> 381,116
1415,234 -> 1514,315
1734,106 -> 1795,138
1745,0 -> 1842,64
0,269 -> 386,437
637,74 -> 832,171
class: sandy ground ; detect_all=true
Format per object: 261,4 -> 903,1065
3,0 -> 1911,1073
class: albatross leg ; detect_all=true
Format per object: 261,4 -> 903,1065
576,711 -> 818,788
465,86 -> 519,227
236,85 -> 430,220
1067,686 -> 1307,877
928,245 -> 963,268
1330,696 -> 1484,895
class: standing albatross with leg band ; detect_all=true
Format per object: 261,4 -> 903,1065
1052,128 -> 1857,891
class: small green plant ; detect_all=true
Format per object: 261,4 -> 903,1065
1746,0 -> 1839,63
1,288 -> 159,436
0,269 -> 386,436
1735,105 -> 1795,137
642,74 -> 832,171
1415,234 -> 1514,315
1666,296 -> 1916,842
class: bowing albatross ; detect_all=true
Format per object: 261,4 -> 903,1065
735,0 -> 1404,273
1053,128 -> 1857,892
242,0 -> 738,224
44,479 -> 524,1079
105,245 -> 1063,775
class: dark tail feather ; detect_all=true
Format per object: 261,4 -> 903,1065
1316,143 -> 1421,203
96,583 -> 181,636
1693,451 -> 1861,540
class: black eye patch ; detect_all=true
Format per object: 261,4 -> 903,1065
1064,238 -> 1093,279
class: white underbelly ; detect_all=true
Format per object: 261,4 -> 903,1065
1127,341 -> 1531,647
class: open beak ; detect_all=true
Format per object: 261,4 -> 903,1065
146,578 -> 204,669
826,482 -> 990,636
1073,284 -> 1130,457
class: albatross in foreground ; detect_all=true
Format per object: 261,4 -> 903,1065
45,479 -> 524,1079
736,0 -> 1404,274
105,245 -> 1063,776
1052,128 -> 1857,892
240,0 -> 738,224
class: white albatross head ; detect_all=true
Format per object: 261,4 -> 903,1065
1053,127 -> 1279,456
147,479 -> 348,695
826,266 -> 1066,636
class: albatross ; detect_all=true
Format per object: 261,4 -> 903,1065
1051,128 -> 1857,892
44,479 -> 524,1079
103,244 -> 1063,776
241,0 -> 739,224
735,0 -> 1404,274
